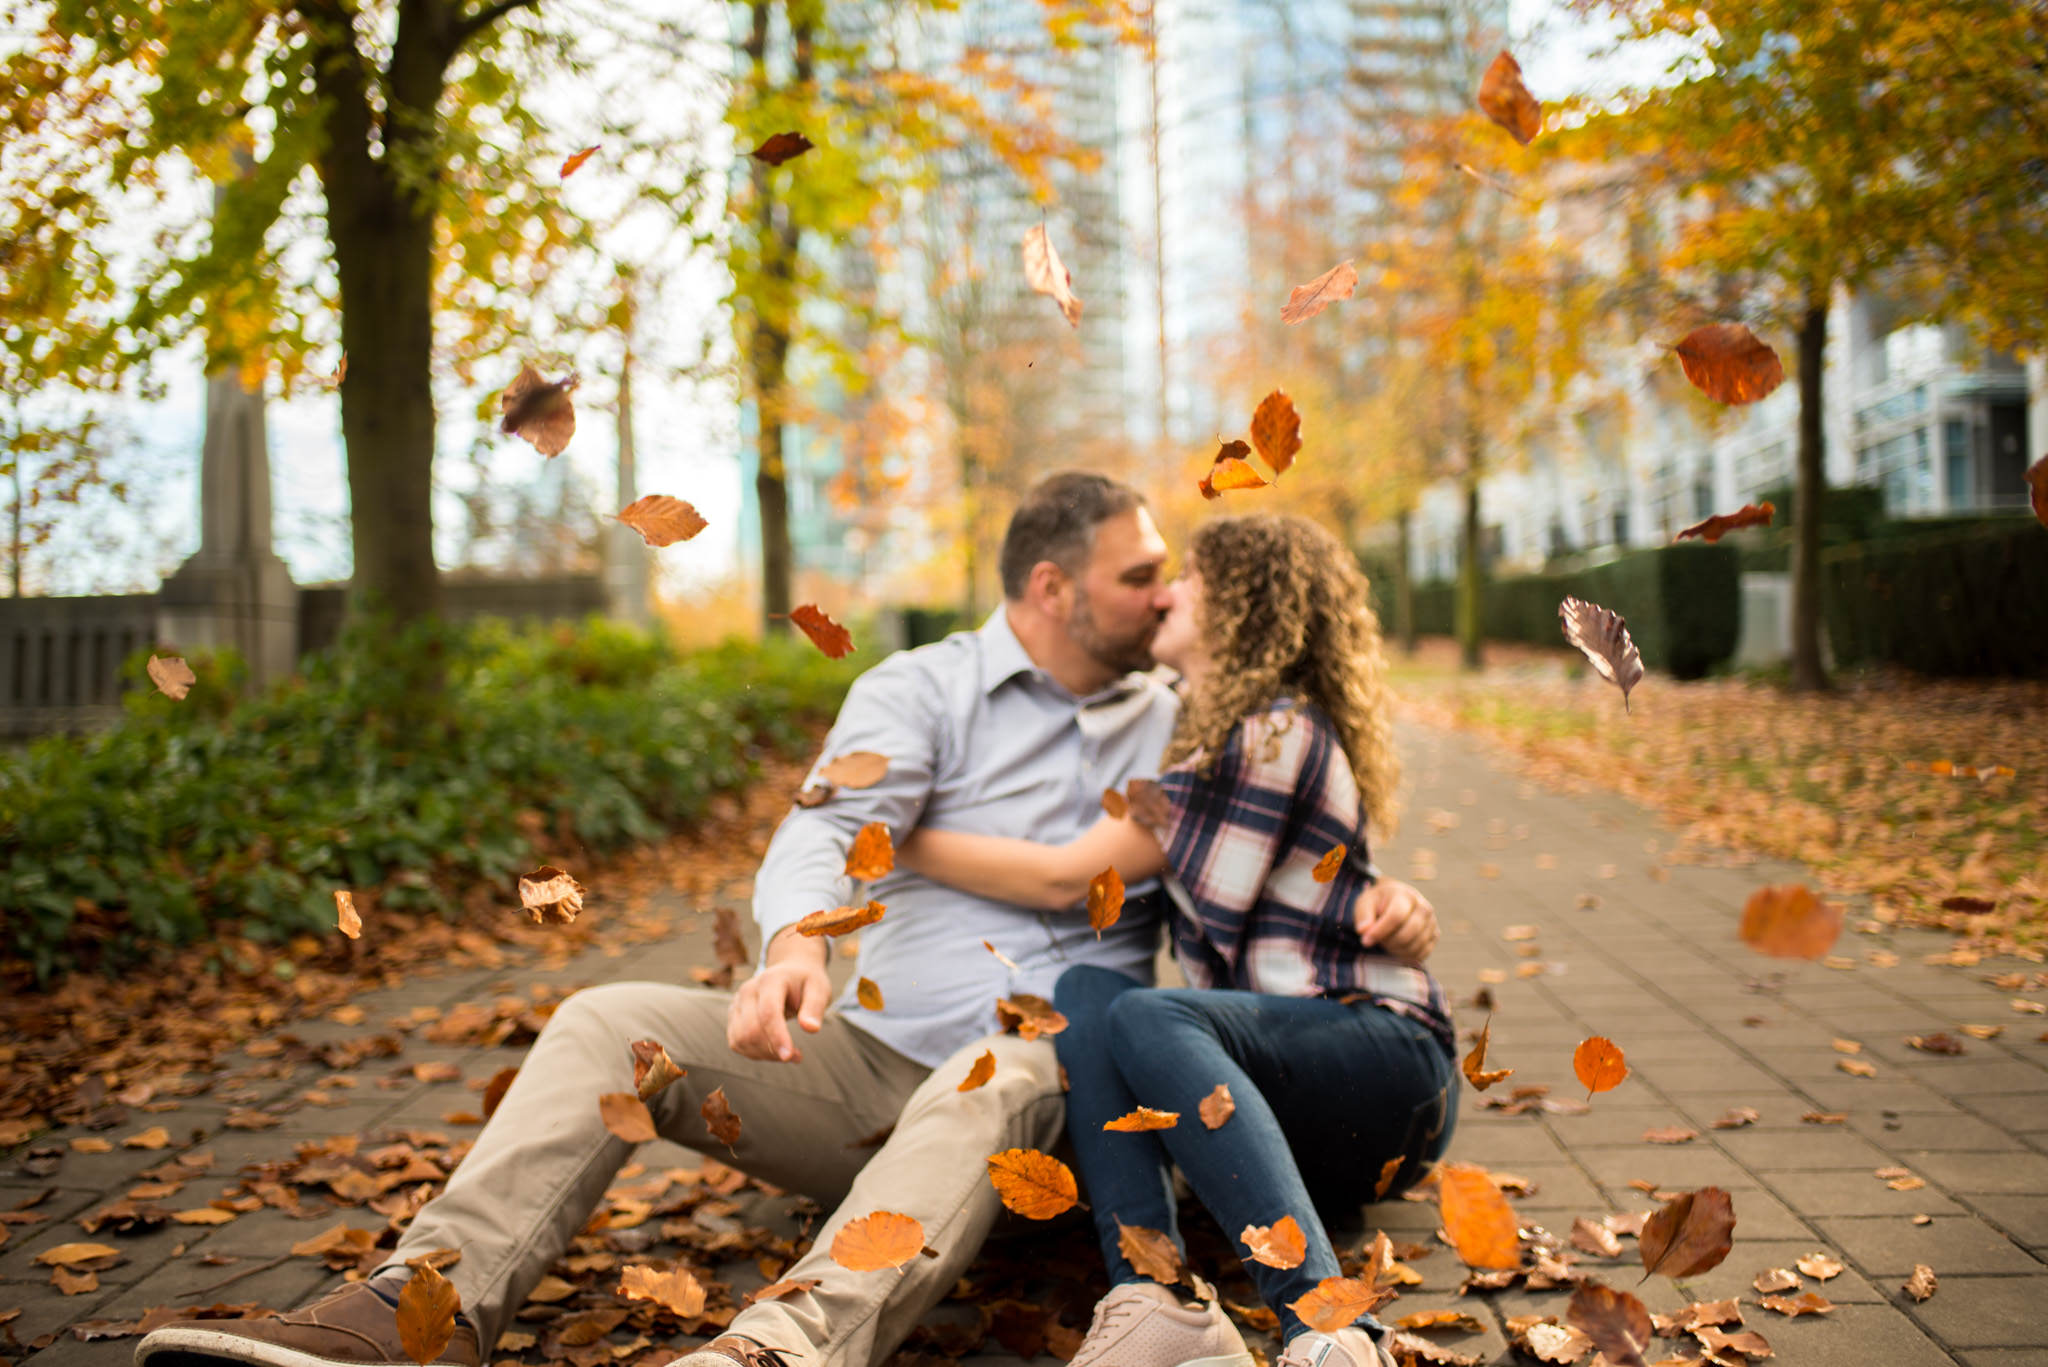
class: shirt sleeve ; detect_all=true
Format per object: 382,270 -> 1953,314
751,656 -> 947,960
1157,705 -> 1314,947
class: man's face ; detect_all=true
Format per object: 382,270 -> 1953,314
1065,507 -> 1172,677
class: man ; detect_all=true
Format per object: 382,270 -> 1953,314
137,472 -> 1439,1367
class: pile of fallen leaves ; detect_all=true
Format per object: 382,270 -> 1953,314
1395,641 -> 2047,945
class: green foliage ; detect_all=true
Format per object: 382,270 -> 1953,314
1822,522 -> 2048,677
0,618 -> 859,982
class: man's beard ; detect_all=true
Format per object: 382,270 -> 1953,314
1070,588 -> 1160,678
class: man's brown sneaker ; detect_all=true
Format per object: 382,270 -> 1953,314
135,1280 -> 481,1367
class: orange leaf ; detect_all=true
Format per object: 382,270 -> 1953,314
559,145 -> 599,178
1639,1187 -> 1736,1279
1739,885 -> 1842,960
748,131 -> 814,165
1759,1291 -> 1834,1317
396,1263 -> 461,1364
830,1210 -> 925,1271
986,1148 -> 1079,1220
498,364 -> 579,457
599,1092 -> 657,1144
701,1087 -> 741,1150
995,994 -> 1068,1041
1311,844 -> 1346,883
845,823 -> 895,881
629,1040 -> 686,1102
790,604 -> 854,658
1242,1215 -> 1307,1269
482,1066 -> 518,1119
1103,1106 -> 1179,1132
1903,1263 -> 1937,1301
334,889 -> 361,939
1088,866 -> 1125,937
1674,501 -> 1774,544
820,752 -> 889,788
1437,1162 -> 1520,1270
1021,224 -> 1083,327
519,865 -> 585,925
1477,51 -> 1542,144
746,1277 -> 821,1305
1197,443 -> 1269,500
2027,455 -> 2048,531
1572,1036 -> 1629,1097
1280,259 -> 1357,325
1462,1016 -> 1513,1092
1199,1084 -> 1234,1130
1673,323 -> 1785,404
616,495 -> 708,547
957,1050 -> 996,1092
617,1264 -> 705,1317
1289,1275 -> 1394,1334
1101,788 -> 1129,819
856,977 -> 884,1011
1250,389 -> 1302,476
1116,1216 -> 1184,1285
147,654 -> 195,701
1373,1155 -> 1404,1200
796,901 -> 886,937
1564,1284 -> 1652,1367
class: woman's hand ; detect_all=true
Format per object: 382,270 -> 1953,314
1354,878 -> 1439,963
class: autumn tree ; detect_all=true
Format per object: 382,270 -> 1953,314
1570,0 -> 2048,691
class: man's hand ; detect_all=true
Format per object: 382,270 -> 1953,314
727,932 -> 833,1063
1354,878 -> 1439,964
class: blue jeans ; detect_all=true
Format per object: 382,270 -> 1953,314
1052,965 -> 1458,1343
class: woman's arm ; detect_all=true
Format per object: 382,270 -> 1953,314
896,816 -> 1166,912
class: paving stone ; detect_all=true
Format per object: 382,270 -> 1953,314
1845,1111 -> 2025,1152
1810,1214 -> 2044,1277
1961,1092 -> 2048,1131
1758,1169 -> 1968,1218
89,1249 -> 338,1320
1901,1273 -> 2048,1348
1667,1237 -> 1884,1304
1962,1353 -> 2048,1367
1958,1196 -> 2048,1248
1571,1142 -> 1761,1192
1794,1078 -> 1968,1114
1902,1149 -> 2048,1195
1710,1126 -> 1898,1172
1711,1300 -> 1957,1367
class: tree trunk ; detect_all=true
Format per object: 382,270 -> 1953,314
1789,293 -> 1832,693
751,324 -> 795,630
1456,473 -> 1483,672
1395,506 -> 1416,656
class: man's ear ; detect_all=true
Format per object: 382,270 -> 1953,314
1025,559 -> 1073,621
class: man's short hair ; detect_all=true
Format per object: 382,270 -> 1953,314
998,472 -> 1146,601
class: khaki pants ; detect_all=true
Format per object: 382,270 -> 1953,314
390,983 -> 1064,1367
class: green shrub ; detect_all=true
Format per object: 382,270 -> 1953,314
1821,521 -> 2048,676
0,617 -> 860,982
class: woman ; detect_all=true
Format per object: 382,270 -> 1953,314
898,513 -> 1457,1367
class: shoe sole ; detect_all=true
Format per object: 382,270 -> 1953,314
1175,1354 -> 1256,1367
137,1327 -> 468,1367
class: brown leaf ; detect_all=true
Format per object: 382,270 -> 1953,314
748,131 -> 814,165
1569,1217 -> 1624,1259
1802,1111 -> 1847,1125
1643,1127 -> 1698,1145
830,1210 -> 924,1271
1199,1084 -> 1235,1130
1907,1032 -> 1965,1055
1437,1163 -> 1519,1270
629,1041 -> 686,1102
1572,1036 -> 1628,1096
1289,1275 -> 1396,1334
1941,894 -> 1997,912
1758,1292 -> 1832,1317
1739,884 -> 1842,960
1312,844 -> 1346,884
790,604 -> 854,659
1711,1107 -> 1760,1129
147,654 -> 195,701
1124,777 -> 1172,829
498,364 -> 579,456
1104,1107 -> 1179,1132
396,1263 -> 460,1364
1280,259 -> 1357,325
1087,867 -> 1124,937
701,1087 -> 741,1150
1250,390 -> 1302,477
1837,1057 -> 1877,1078
1116,1216 -> 1184,1285
1243,1215 -> 1308,1269
519,865 -> 585,925
995,994 -> 1068,1041
1476,51 -> 1542,144
171,1206 -> 237,1225
1461,1015 -> 1514,1092
795,901 -> 886,937
1673,323 -> 1785,405
1903,1263 -> 1937,1301
1794,1251 -> 1842,1280
333,889 -> 362,940
1373,1154 -> 1405,1200
123,1126 -> 170,1150
957,1050 -> 996,1092
481,1066 -> 519,1119
820,751 -> 889,788
1675,501 -> 1774,544
746,1277 -> 821,1305
559,145 -> 599,178
53,1265 -> 98,1294
1640,1187 -> 1735,1279
1694,1326 -> 1773,1359
617,1264 -> 705,1317
1197,443 -> 1269,500
1752,1267 -> 1799,1294
986,1148 -> 1079,1219
2027,455 -> 2048,531
598,1093 -> 657,1144
1565,1284 -> 1652,1367
1558,598 -> 1644,711
855,977 -> 884,1012
1100,788 -> 1130,819
1504,1315 -> 1592,1365
845,823 -> 895,881
1021,224 -> 1083,327
615,495 -> 708,547
1393,1310 -> 1486,1333
35,1242 -> 121,1267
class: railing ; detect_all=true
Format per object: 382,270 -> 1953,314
0,594 -> 160,737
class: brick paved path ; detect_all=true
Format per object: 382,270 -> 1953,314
5,718 -> 2045,1366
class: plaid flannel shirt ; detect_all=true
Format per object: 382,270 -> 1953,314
1158,697 -> 1455,1051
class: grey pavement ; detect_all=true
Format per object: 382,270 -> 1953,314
4,716 -> 2045,1366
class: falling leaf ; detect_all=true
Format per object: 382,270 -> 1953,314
746,1277 -> 821,1305
323,354 -> 347,388
1640,1187 -> 1735,1279
1572,1036 -> 1628,1097
983,939 -> 1020,972
790,604 -> 854,658
1125,778 -> 1172,829
1461,1016 -> 1514,1092
1759,1292 -> 1832,1317
1569,1217 -> 1623,1259
854,977 -> 884,1012
845,823 -> 895,881
1373,1155 -> 1405,1200
147,654 -> 195,701
1200,1084 -> 1235,1130
630,1040 -> 685,1102
957,1050 -> 996,1092
1673,323 -> 1785,405
1198,441 -> 1269,500
796,901 -> 886,937
819,752 -> 889,788
559,145 -> 600,178
1476,51 -> 1542,143
615,495 -> 708,547
749,131 -> 815,165
1739,885 -> 1842,960
2027,455 -> 2048,530
1903,1263 -> 1937,1301
1643,1126 -> 1698,1145
1116,1216 -> 1184,1285
1087,867 -> 1124,937
1752,1267 -> 1800,1294
333,889 -> 361,939
1290,1275 -> 1395,1334
1101,788 -> 1130,819
617,1264 -> 705,1317
1280,259 -> 1357,325
1907,1032 -> 1965,1055
1243,1216 -> 1308,1269
498,364 -> 579,457
1712,1107 -> 1760,1129
1250,390 -> 1302,476
482,1067 -> 518,1119
1437,1163 -> 1519,1270
701,1088 -> 741,1150
1675,502 -> 1774,544
1565,1284 -> 1651,1367
1558,597 -> 1644,711
1794,1251 -> 1842,1280
396,1262 -> 460,1365
1021,224 -> 1083,327
519,865 -> 585,925
1104,1107 -> 1179,1132
599,1093 -> 657,1144
1313,844 -> 1346,883
831,1211 -> 924,1271
995,994 -> 1068,1040
986,1148 -> 1079,1219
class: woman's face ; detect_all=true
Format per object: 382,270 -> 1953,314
1150,564 -> 1208,673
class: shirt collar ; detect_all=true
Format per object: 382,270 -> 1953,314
978,607 -> 1149,707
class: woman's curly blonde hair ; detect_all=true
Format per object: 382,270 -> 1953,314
1162,512 -> 1401,839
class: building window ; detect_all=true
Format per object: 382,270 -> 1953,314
1693,480 -> 1715,518
1611,508 -> 1630,546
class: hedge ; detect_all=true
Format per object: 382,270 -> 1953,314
1821,520 -> 2048,676
0,617 -> 862,981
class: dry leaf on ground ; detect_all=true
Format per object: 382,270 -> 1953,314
1795,1251 -> 1842,1280
1903,1263 -> 1938,1300
617,1264 -> 705,1317
1758,1291 -> 1832,1317
1752,1267 -> 1799,1294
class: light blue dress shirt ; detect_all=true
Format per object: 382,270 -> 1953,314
752,609 -> 1181,1067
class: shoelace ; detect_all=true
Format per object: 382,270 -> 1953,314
1068,1295 -> 1153,1367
